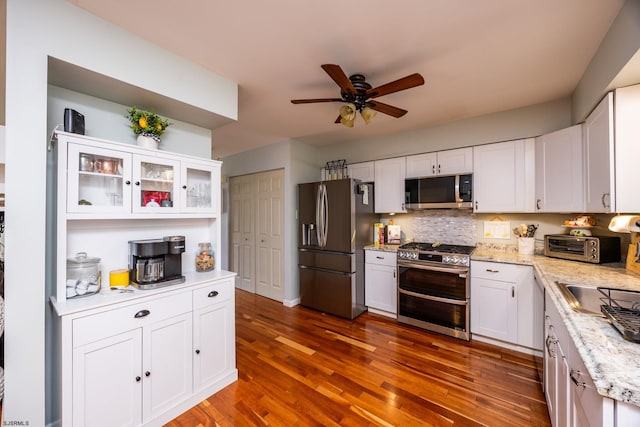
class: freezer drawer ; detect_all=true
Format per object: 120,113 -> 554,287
299,266 -> 364,319
298,249 -> 354,273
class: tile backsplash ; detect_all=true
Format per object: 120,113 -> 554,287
408,210 -> 477,246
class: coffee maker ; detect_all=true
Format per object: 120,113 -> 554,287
129,236 -> 186,289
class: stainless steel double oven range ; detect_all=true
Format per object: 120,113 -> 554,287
396,242 -> 475,340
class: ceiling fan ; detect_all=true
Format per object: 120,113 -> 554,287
291,64 -> 425,127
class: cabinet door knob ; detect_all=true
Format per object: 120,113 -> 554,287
134,181 -> 141,186
536,199 -> 541,210
208,291 -> 219,298
125,180 -> 131,185
570,369 -> 586,388
475,201 -> 478,210
134,309 -> 150,318
135,376 -> 141,382
195,349 -> 200,355
182,185 -> 187,189
145,371 -> 151,377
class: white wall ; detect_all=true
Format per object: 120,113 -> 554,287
316,97 -> 572,164
221,139 -> 321,304
572,0 -> 640,122
47,85 -> 212,158
4,0 -> 236,424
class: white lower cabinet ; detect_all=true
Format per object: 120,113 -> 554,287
73,329 -> 143,426
364,250 -> 397,317
470,261 -> 542,352
143,312 -> 193,423
58,275 -> 237,427
193,284 -> 236,391
544,290 -> 615,427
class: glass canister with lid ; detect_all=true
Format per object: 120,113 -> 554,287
66,252 -> 102,298
195,242 -> 215,272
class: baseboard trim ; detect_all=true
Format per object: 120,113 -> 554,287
283,297 -> 299,307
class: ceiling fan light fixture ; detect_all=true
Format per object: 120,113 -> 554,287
360,106 -> 376,124
339,103 -> 357,127
340,117 -> 355,127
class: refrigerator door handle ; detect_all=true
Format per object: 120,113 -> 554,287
315,184 -> 322,246
316,183 -> 328,247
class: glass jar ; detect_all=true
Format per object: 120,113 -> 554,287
66,252 -> 102,298
195,242 -> 215,272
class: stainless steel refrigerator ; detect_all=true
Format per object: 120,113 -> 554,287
298,178 -> 377,319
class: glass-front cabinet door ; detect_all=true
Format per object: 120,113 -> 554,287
132,155 -> 180,213
180,162 -> 219,213
67,144 -> 132,213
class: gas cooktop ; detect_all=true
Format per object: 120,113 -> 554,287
397,242 -> 476,266
399,242 -> 475,254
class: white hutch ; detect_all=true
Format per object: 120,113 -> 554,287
49,131 -> 237,426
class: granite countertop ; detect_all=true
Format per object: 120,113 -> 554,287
473,249 -> 640,407
364,244 -> 400,252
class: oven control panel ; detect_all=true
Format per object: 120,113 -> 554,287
397,250 -> 470,266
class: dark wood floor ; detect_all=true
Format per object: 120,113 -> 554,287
167,290 -> 551,426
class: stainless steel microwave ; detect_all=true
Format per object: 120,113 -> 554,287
544,234 -> 621,264
405,174 -> 473,209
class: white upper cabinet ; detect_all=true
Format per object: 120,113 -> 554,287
584,93 -> 615,213
374,157 -> 406,213
614,84 -> 640,213
347,161 -> 375,182
405,147 -> 473,178
473,139 -> 535,213
535,125 -> 584,212
63,133 -> 221,219
406,152 -> 437,178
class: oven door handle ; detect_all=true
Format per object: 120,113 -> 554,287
399,288 -> 468,306
397,262 -> 468,277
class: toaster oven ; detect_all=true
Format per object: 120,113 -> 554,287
544,234 -> 621,264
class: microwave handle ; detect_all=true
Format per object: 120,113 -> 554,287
454,175 -> 462,203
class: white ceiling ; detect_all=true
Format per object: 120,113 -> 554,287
70,0 -> 625,158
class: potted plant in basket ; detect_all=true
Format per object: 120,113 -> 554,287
126,106 -> 172,149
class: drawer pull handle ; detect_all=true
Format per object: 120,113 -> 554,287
208,291 -> 219,298
512,286 -> 515,298
570,369 -> 586,388
376,256 -> 384,259
134,309 -> 150,318
486,269 -> 499,273
545,335 -> 557,358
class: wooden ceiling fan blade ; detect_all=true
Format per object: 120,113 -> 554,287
366,73 -> 424,98
321,64 -> 356,95
291,98 -> 342,104
366,101 -> 407,118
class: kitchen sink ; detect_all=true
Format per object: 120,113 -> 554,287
555,282 -> 640,316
